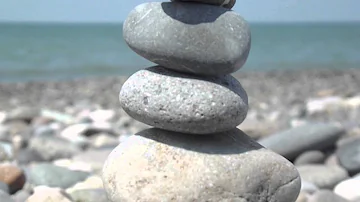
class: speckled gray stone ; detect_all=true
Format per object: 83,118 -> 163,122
102,128 -> 301,202
259,123 -> 345,160
123,2 -> 251,76
119,66 -> 248,134
171,0 -> 236,9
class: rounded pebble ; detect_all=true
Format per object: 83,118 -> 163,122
120,66 -> 248,134
297,165 -> 349,189
334,178 -> 360,201
294,150 -> 326,165
123,2 -> 251,76
0,164 -> 26,194
102,128 -> 301,202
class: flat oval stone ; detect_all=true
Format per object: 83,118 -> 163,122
119,66 -> 248,134
123,2 -> 251,76
171,0 -> 236,9
102,128 -> 301,202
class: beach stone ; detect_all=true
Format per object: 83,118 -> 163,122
69,189 -> 108,202
336,138 -> 360,175
90,133 -> 119,148
102,128 -> 301,202
0,142 -> 12,161
297,165 -> 349,189
123,2 -> 251,76
16,149 -> 44,165
88,109 -> 115,123
294,150 -> 326,165
27,163 -> 90,189
0,181 -> 9,193
53,159 -> 93,173
0,112 -> 6,124
300,181 -> 318,194
171,0 -> 236,8
325,154 -> 340,166
296,192 -> 309,202
120,66 -> 248,134
334,178 -> 360,201
0,190 -> 14,202
32,125 -> 57,137
72,149 -> 112,173
0,164 -> 26,194
259,123 -> 345,160
26,186 -> 73,202
236,116 -> 280,140
115,115 -> 134,129
11,190 -> 30,202
40,109 -> 76,125
61,122 -> 113,138
4,107 -> 39,123
66,175 -> 104,194
29,136 -> 81,161
308,190 -> 349,202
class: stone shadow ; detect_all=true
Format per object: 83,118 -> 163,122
161,2 -> 229,25
135,127 -> 262,154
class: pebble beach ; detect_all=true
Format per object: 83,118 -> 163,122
0,68 -> 360,201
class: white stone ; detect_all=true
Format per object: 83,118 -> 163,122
88,109 -> 115,123
0,112 -> 6,124
334,178 -> 360,201
306,96 -> 344,114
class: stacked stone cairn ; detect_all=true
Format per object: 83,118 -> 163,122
102,0 -> 302,201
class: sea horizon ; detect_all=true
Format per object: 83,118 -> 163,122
0,21 -> 359,82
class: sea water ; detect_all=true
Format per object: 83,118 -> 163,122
0,22 -> 359,82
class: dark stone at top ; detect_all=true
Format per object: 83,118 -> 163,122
171,0 -> 236,9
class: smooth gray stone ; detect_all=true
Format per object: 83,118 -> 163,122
300,181 -> 318,194
297,165 -> 349,189
171,0 -> 236,8
26,163 -> 90,189
11,190 -> 31,202
336,138 -> 360,175
0,141 -> 13,161
123,2 -> 251,76
0,190 -> 14,202
72,149 -> 113,173
29,136 -> 81,161
70,189 -> 108,202
0,182 -> 9,194
103,128 -> 301,202
119,66 -> 248,134
16,149 -> 45,165
4,107 -> 39,123
294,150 -> 326,166
259,123 -> 345,160
308,190 -> 349,202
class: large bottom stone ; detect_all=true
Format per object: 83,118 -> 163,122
102,128 -> 301,202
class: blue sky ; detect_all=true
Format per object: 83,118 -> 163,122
0,0 -> 359,23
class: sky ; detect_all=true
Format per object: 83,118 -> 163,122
0,0 -> 359,23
